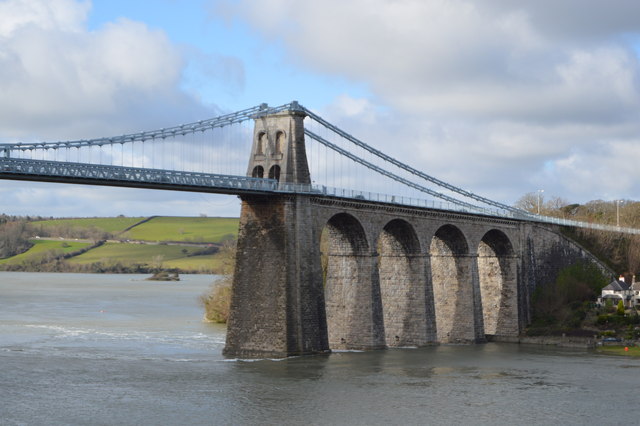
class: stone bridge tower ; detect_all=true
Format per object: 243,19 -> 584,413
246,102 -> 311,185
224,104 -> 329,358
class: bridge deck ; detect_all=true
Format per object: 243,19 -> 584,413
0,158 -> 280,195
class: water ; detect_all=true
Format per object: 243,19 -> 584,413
1,272 -> 637,425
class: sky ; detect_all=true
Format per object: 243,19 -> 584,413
1,0 -> 640,218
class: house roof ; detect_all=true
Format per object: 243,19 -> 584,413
632,281 -> 640,291
602,280 -> 630,292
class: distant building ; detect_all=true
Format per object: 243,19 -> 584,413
598,275 -> 633,308
632,277 -> 640,306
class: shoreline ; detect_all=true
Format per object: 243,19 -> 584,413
488,334 -> 599,349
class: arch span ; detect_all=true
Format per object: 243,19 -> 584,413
430,224 -> 479,343
478,229 -> 519,337
323,213 -> 384,350
378,219 -> 433,346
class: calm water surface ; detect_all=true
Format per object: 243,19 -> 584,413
1,272 -> 637,425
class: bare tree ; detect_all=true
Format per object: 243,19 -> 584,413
514,192 -> 540,213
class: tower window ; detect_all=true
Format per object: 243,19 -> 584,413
275,131 -> 285,154
256,132 -> 266,155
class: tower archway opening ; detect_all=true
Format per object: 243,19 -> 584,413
251,165 -> 264,178
268,165 -> 281,182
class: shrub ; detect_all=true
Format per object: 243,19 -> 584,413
200,277 -> 232,323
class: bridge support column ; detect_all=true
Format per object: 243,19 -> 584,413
223,195 -> 329,358
469,254 -> 487,342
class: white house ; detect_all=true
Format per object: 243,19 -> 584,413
598,275 -> 633,308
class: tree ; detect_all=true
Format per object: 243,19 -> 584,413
617,299 -> 625,316
0,220 -> 32,259
531,262 -> 608,328
545,196 -> 569,218
514,192 -> 540,213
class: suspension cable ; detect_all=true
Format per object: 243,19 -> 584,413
305,129 -> 495,214
302,106 -> 528,216
0,102 -> 295,153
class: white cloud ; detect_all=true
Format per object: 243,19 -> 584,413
0,0 -> 89,38
0,0 -> 210,141
0,0 -> 240,218
223,0 -> 640,204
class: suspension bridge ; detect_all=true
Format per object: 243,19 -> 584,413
1,101 -> 635,234
0,101 -> 634,358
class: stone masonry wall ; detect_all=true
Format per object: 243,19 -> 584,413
519,223 -> 615,329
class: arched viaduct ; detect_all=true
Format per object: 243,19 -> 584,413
223,194 -> 607,358
223,110 -> 612,358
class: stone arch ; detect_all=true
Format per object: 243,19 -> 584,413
268,164 -> 281,182
251,165 -> 264,178
430,224 -> 477,343
322,213 -> 384,350
275,131 -> 285,155
377,219 -> 430,347
478,229 -> 519,337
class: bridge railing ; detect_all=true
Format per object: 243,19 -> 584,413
275,182 -> 517,217
274,182 -> 640,234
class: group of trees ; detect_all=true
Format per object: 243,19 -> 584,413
30,223 -> 113,243
516,193 -> 640,228
529,262 -> 609,331
0,216 -> 116,271
0,219 -> 32,259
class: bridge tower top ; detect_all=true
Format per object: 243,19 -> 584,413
247,103 -> 311,185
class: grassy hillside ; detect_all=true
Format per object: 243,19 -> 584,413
66,242 -> 218,272
0,216 -> 239,273
125,217 -> 238,243
0,239 -> 91,266
68,242 -> 202,264
33,217 -> 145,234
163,255 -> 224,272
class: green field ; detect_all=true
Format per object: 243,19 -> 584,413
68,242 -> 206,265
163,254 -> 222,272
125,217 -> 239,243
0,239 -> 91,265
33,217 -> 145,234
